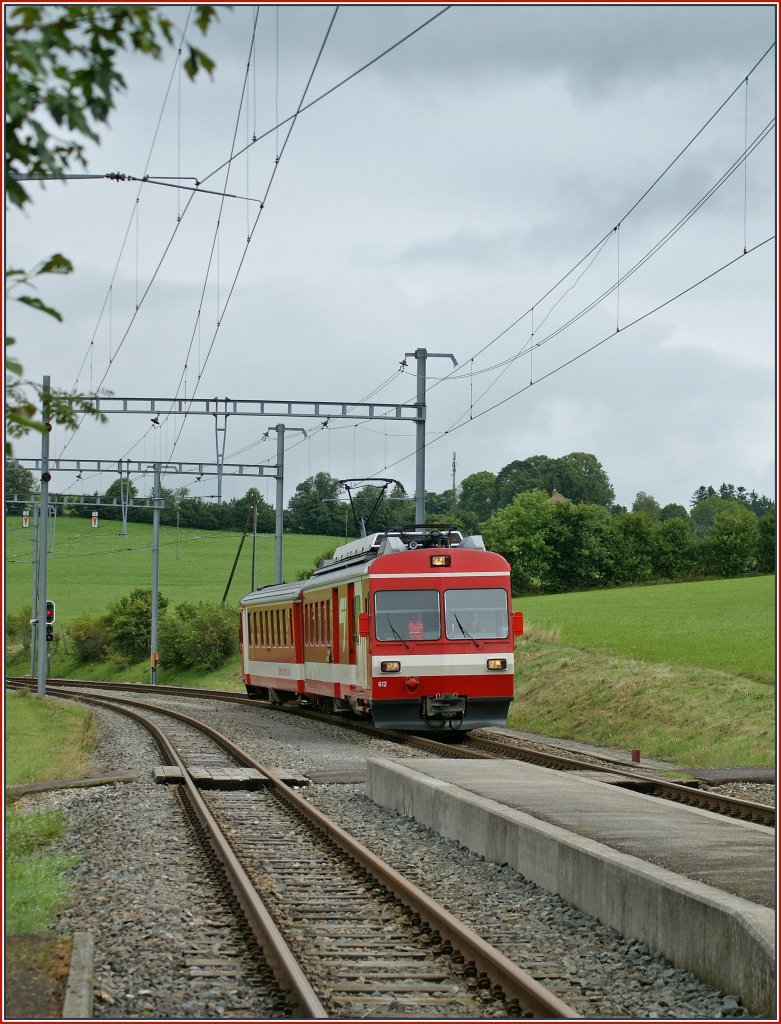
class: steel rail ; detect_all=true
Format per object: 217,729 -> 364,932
9,676 -> 773,826
42,683 -> 579,1019
44,689 -> 327,1018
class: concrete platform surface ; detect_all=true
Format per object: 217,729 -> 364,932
367,757 -> 776,1017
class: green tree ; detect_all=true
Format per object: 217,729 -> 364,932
552,452 -> 615,507
286,473 -> 346,535
5,4 -> 216,448
631,491 -> 662,523
233,488 -> 276,533
660,503 -> 689,522
106,587 -> 169,663
493,452 -> 614,510
482,490 -> 555,594
4,461 -> 37,512
494,456 -> 555,509
159,601 -> 237,671
757,506 -> 776,574
651,518 -> 699,580
690,485 -> 716,508
458,470 -> 497,530
610,511 -> 654,584
546,501 -> 615,592
706,506 -> 760,577
81,476 -> 139,521
353,483 -> 414,533
690,494 -> 740,539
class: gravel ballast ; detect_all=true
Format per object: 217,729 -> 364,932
21,695 -> 765,1019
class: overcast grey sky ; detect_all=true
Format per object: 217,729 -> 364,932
7,3 -> 778,513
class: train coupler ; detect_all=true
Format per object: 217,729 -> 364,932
421,693 -> 466,722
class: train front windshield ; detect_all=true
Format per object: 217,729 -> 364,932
444,588 -> 509,640
374,587 -> 510,642
375,590 -> 441,641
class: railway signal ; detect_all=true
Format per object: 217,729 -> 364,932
45,600 -> 55,642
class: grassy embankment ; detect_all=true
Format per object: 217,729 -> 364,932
512,575 -> 775,768
5,690 -> 99,932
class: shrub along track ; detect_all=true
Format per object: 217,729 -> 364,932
9,679 -> 576,1020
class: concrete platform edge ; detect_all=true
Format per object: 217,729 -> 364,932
62,931 -> 94,1019
366,758 -> 776,1017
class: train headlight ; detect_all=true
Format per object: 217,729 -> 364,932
486,658 -> 507,671
381,660 -> 401,673
430,554 -> 451,567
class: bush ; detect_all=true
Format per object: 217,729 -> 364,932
106,588 -> 169,663
68,614 -> 111,664
6,605 -> 32,649
159,601 -> 237,671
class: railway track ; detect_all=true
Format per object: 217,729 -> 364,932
10,676 -> 773,828
16,680 -> 576,1019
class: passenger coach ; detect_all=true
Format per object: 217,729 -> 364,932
239,529 -> 523,735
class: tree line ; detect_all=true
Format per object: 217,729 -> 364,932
5,453 -> 775,592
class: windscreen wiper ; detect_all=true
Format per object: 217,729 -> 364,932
453,613 -> 479,647
386,616 -> 410,650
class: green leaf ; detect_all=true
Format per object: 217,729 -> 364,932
16,296 -> 64,321
36,254 -> 74,276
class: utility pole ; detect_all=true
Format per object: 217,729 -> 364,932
120,459 -> 130,542
36,376 -> 51,697
150,463 -> 161,685
272,423 -> 306,584
251,495 -> 258,591
404,348 -> 458,525
30,503 -> 39,677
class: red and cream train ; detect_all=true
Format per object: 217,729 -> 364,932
239,528 -> 523,735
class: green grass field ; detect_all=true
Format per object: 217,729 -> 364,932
511,576 -> 776,766
514,576 -> 775,684
5,516 -> 776,766
5,514 -> 338,624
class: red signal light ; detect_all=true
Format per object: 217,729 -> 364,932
45,601 -> 55,624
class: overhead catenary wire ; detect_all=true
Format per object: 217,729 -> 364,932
44,26 -> 772,503
444,115 -> 775,433
366,234 -> 774,484
351,42 -> 776,491
46,7 -> 455,487
199,6 -> 452,187
162,8 -> 341,476
62,9 -> 199,442
97,6 -> 442,480
385,41 -> 777,412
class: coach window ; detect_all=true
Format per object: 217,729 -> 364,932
375,590 -> 441,641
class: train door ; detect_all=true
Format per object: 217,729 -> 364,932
353,582 -> 370,692
331,588 -> 340,672
347,583 -> 356,666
